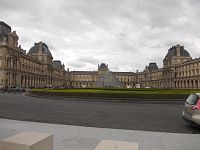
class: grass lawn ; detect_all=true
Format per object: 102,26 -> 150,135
30,88 -> 200,99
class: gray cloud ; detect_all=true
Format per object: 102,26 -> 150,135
77,56 -> 98,65
1,0 -> 200,72
68,62 -> 86,70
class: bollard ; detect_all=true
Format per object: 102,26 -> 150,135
95,140 -> 139,150
0,131 -> 53,150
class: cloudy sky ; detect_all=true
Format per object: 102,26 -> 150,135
1,0 -> 200,72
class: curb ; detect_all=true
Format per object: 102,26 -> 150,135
25,93 -> 185,104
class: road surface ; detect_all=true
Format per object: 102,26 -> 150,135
0,93 -> 199,133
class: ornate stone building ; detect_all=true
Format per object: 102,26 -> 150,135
68,45 -> 200,89
0,21 -> 66,88
137,44 -> 199,89
68,63 -> 134,88
68,63 -> 131,88
1,21 -> 200,89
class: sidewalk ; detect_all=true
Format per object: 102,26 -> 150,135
0,118 -> 199,150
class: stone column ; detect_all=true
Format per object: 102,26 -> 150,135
22,76 -> 24,87
185,80 -> 188,88
191,80 -> 194,89
189,80 -> 192,89
36,78 -> 38,87
39,78 -> 41,87
26,76 -> 28,87
171,81 -> 173,88
24,76 -> 26,87
34,77 -> 37,87
183,80 -> 185,89
28,76 -> 30,88
41,78 -> 43,87
16,73 -> 21,86
7,73 -> 9,85
30,77 -> 32,87
180,81 -> 182,88
26,76 -> 28,88
11,58 -> 14,68
31,77 -> 33,87
194,80 -> 197,89
32,77 -> 34,87
34,78 -> 36,87
10,74 -> 13,86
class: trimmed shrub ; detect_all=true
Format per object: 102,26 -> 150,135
30,88 -> 192,99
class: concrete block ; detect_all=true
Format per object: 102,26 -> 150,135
95,139 -> 139,150
0,131 -> 53,150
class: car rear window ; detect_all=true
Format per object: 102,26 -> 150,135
186,94 -> 199,105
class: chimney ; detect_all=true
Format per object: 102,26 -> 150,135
39,41 -> 43,53
176,44 -> 181,57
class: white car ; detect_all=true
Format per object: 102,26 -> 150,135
182,93 -> 200,126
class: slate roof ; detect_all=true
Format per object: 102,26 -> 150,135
98,63 -> 109,70
0,21 -> 11,32
28,42 -> 52,56
53,60 -> 62,68
0,21 -> 11,41
164,45 -> 190,60
148,63 -> 158,71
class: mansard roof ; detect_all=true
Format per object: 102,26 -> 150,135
0,21 -> 11,41
98,63 -> 109,70
148,62 -> 158,71
164,45 -> 190,60
28,42 -> 52,56
53,60 -> 63,68
0,21 -> 11,32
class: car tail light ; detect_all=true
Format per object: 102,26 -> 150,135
193,99 -> 200,110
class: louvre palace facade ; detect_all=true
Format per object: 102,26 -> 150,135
1,21 -> 200,89
0,21 -> 66,88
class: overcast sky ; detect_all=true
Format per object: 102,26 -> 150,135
1,0 -> 200,72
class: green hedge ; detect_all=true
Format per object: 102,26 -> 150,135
29,88 -> 195,99
31,88 -> 200,94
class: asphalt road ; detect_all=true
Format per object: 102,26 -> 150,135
0,93 -> 199,134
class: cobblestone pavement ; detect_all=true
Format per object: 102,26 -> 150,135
0,93 -> 199,134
